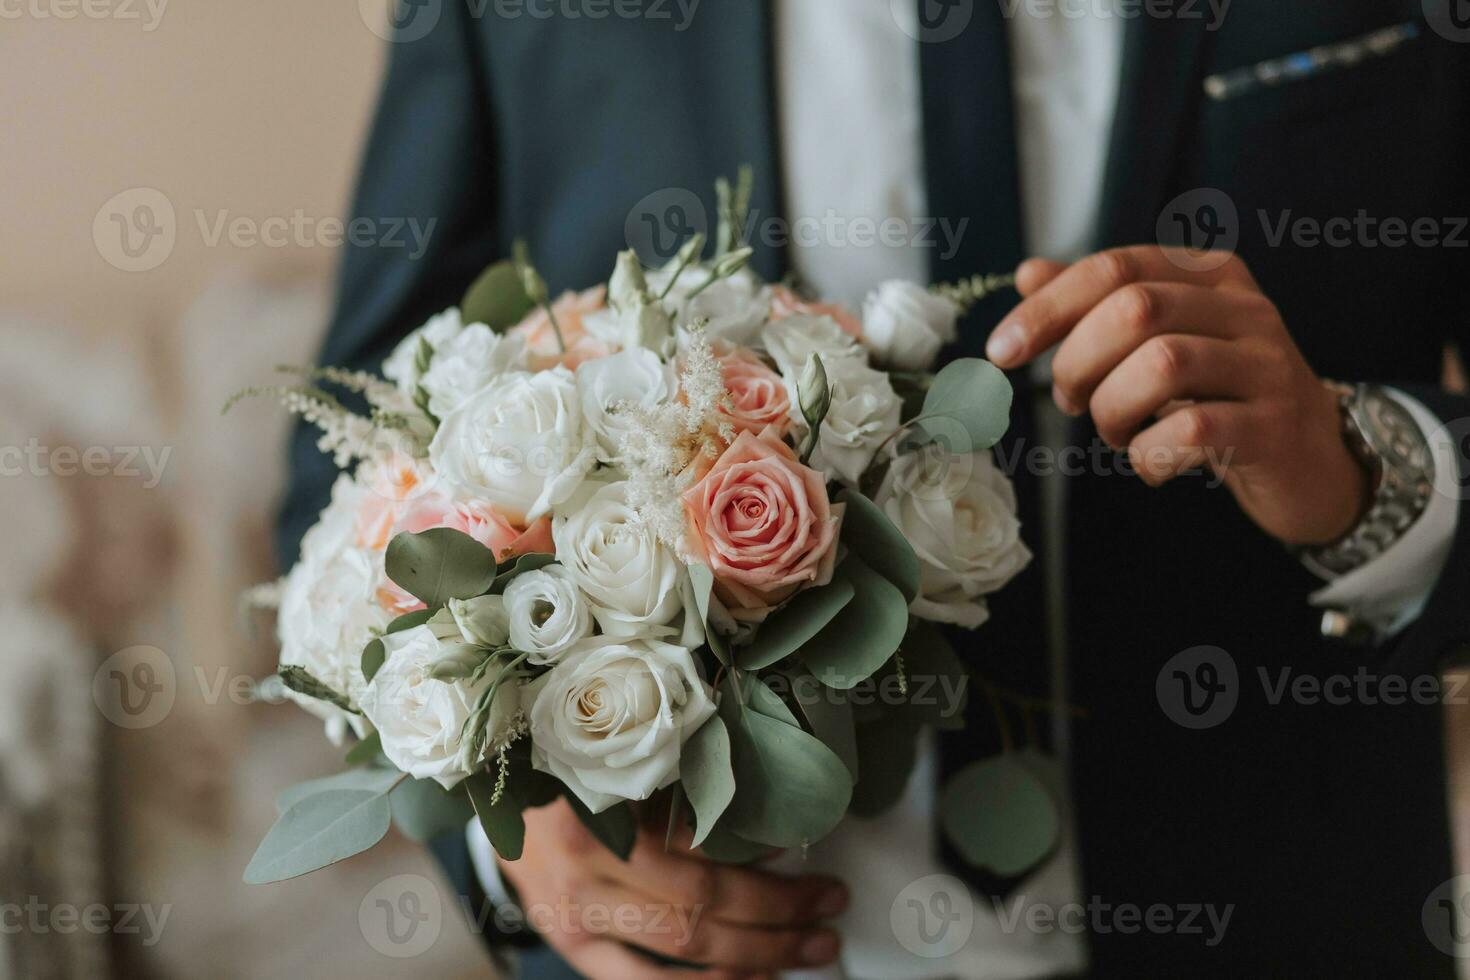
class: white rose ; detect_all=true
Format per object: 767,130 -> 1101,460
428,367 -> 596,524
277,476 -> 391,744
761,313 -> 864,379
503,566 -> 595,665
525,636 -> 717,812
358,625 -> 518,789
790,357 -> 902,486
420,324 -> 528,417
874,448 -> 1032,628
860,281 -> 960,371
383,309 -> 466,394
652,266 -> 771,348
574,349 -> 673,463
553,481 -> 685,636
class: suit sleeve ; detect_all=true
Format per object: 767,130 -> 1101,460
276,0 -> 501,568
1361,22 -> 1470,678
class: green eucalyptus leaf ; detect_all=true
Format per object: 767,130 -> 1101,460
361,638 -> 386,684
849,717 -> 920,817
736,577 -> 855,671
687,563 -> 729,665
274,767 -> 401,815
680,715 -> 736,847
912,358 -> 1014,453
344,731 -> 384,767
695,822 -> 771,865
245,788 -> 394,883
385,528 -> 499,607
896,621 -> 969,731
723,672 -> 798,727
718,674 -> 852,848
390,778 -> 476,842
783,666 -> 859,780
465,771 -> 527,862
490,553 -> 556,594
461,260 -> 535,331
800,556 -> 909,691
836,489 -> 921,603
387,608 -> 436,634
940,754 -> 1060,878
565,795 -> 638,861
277,666 -> 359,715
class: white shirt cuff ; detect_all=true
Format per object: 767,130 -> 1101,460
1309,389 -> 1459,636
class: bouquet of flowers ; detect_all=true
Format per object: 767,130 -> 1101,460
237,175 -> 1052,885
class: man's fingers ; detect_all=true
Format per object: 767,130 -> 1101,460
988,246 -> 1254,368
1015,257 -> 1067,296
1127,401 -> 1258,486
1085,335 -> 1259,448
611,833 -> 846,927
1049,283 -> 1274,413
573,877 -> 841,972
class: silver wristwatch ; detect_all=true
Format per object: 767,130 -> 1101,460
1298,382 -> 1435,583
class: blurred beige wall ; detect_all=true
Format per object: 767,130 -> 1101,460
0,0 -> 384,328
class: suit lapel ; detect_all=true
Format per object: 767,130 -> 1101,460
1094,16 -> 1216,247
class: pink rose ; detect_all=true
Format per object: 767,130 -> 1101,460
375,494 -> 554,613
355,452 -> 436,551
681,427 -> 843,623
770,285 -> 863,339
509,286 -> 613,370
716,348 -> 792,439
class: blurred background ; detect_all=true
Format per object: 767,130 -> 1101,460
0,3 -> 1465,979
0,3 -> 489,977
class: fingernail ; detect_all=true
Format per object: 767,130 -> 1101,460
986,322 -> 1025,366
815,885 -> 848,917
801,930 -> 840,965
1052,384 -> 1083,417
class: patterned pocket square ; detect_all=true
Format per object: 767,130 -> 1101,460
1203,21 -> 1421,102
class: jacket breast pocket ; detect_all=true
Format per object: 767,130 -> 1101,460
1198,20 -> 1427,130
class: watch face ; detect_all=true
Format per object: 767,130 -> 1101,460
1362,392 -> 1432,473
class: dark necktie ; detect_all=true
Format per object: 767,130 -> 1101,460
918,0 -> 1055,895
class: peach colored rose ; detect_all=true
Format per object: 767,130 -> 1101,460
770,285 -> 863,339
355,452 -> 436,550
509,286 -> 613,370
681,427 -> 843,623
716,348 -> 792,439
375,493 -> 554,613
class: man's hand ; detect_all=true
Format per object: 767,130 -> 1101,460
986,246 -> 1372,546
498,799 -> 847,980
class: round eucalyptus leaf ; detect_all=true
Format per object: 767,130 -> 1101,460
940,755 -> 1060,878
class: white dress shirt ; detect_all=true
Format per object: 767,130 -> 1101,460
471,2 -> 1459,976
